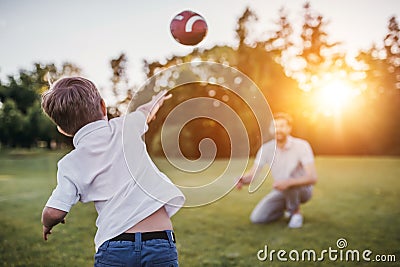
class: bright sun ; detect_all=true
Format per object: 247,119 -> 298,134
315,79 -> 354,116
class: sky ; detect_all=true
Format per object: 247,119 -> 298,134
1,0 -> 399,98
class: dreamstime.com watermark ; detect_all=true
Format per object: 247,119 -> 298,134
257,238 -> 397,263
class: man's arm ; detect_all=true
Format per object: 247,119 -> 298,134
236,144 -> 271,189
236,162 -> 265,189
273,162 -> 317,191
41,207 -> 67,241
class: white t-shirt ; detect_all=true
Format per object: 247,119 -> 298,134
254,136 -> 315,180
45,111 -> 185,251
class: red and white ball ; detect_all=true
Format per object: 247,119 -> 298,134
170,10 -> 208,46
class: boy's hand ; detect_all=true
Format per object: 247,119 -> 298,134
137,90 -> 172,123
43,225 -> 52,241
41,207 -> 67,241
42,219 -> 65,241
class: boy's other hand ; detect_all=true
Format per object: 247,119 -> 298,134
42,219 -> 65,241
43,225 -> 52,241
147,93 -> 172,123
137,90 -> 172,123
41,207 -> 67,241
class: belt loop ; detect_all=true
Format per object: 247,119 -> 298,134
166,230 -> 175,247
135,232 -> 141,251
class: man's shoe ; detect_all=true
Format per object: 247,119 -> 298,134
288,213 -> 303,228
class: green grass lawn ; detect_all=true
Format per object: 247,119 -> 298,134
0,150 -> 399,266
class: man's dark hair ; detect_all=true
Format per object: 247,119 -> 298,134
273,112 -> 293,126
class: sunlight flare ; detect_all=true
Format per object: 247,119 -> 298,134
315,79 -> 356,116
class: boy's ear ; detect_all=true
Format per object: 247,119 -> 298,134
57,126 -> 73,137
101,99 -> 107,117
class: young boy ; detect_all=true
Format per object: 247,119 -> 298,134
41,76 -> 185,266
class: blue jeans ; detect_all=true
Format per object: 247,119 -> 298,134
94,231 -> 178,267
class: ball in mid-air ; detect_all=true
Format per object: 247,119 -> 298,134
170,10 -> 208,46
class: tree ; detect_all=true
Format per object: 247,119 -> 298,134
291,2 -> 341,90
0,99 -> 25,147
235,7 -> 258,48
384,16 -> 400,91
0,62 -> 81,148
107,53 -> 134,118
233,8 -> 304,117
264,7 -> 294,63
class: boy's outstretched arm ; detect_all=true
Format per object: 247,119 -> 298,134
41,207 -> 67,241
137,90 -> 172,123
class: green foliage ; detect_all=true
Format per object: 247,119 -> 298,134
349,16 -> 400,155
0,99 -> 25,147
0,63 -> 80,148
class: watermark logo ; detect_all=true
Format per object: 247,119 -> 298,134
122,62 -> 275,207
336,238 -> 347,249
257,238 -> 397,263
